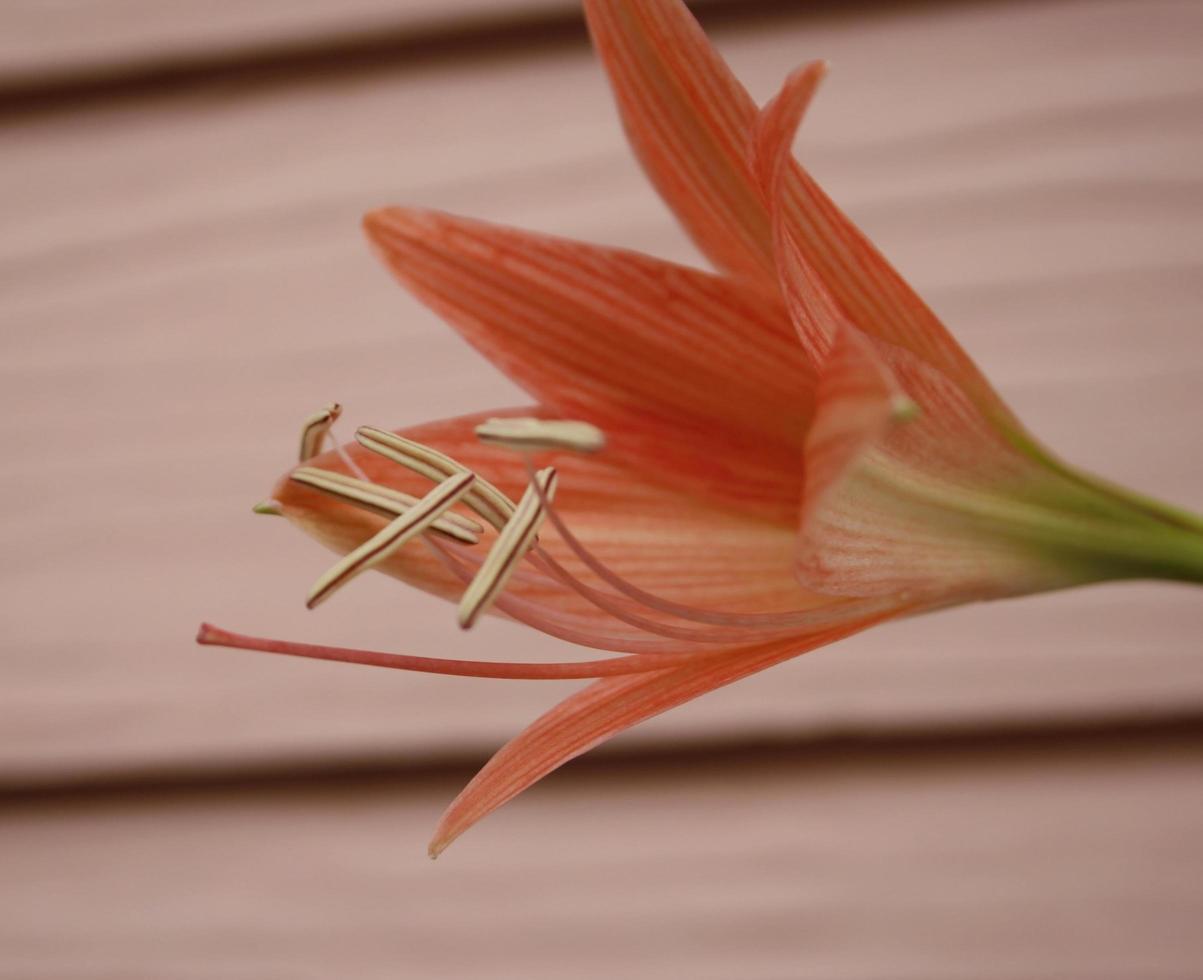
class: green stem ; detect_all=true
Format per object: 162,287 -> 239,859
1065,519 -> 1203,586
1002,426 -> 1203,536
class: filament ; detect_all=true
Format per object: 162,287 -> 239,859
517,456 -> 887,631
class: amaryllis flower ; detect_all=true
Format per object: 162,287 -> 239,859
200,0 -> 1203,855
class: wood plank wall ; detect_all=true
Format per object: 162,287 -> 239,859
1,1 -> 1201,976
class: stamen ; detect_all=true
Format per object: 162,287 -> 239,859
252,499 -> 284,516
344,429 -> 883,640
357,426 -> 517,529
458,467 -> 557,629
197,623 -> 691,679
304,427 -> 889,649
475,417 -> 606,454
291,466 -> 482,543
298,403 -> 342,461
307,471 -> 476,609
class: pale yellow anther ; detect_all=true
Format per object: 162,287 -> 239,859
356,426 -> 518,530
457,468 -> 557,630
294,466 -> 484,533
475,417 -> 606,454
252,499 -> 284,516
307,471 -> 476,609
290,467 -> 481,544
299,403 -> 343,462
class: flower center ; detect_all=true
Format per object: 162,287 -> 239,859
287,409 -> 895,651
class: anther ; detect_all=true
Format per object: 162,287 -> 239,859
306,468 -> 483,534
291,466 -> 482,542
307,471 -> 477,609
475,417 -> 606,454
458,467 -> 557,630
299,403 -> 343,461
356,426 -> 517,529
252,499 -> 284,516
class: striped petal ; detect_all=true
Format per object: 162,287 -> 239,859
588,0 -> 1019,425
363,207 -> 811,523
429,608 -> 901,855
753,61 -> 1021,427
583,0 -> 775,279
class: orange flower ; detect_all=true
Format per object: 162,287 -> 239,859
200,0 -> 1203,855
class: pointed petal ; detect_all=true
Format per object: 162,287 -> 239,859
753,63 -> 1020,425
583,0 -> 774,279
584,0 -> 1019,427
429,609 -> 899,855
750,61 -> 844,359
363,207 -> 811,522
273,409 -> 814,639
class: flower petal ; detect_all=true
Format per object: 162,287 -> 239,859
749,61 -> 842,359
583,0 -> 775,279
429,608 -> 900,855
273,409 -> 816,642
753,62 -> 1021,426
585,0 -> 1019,426
363,207 -> 812,522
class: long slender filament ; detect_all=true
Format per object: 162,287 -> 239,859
517,457 -> 888,630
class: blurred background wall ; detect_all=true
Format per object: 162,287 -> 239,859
1,1 -> 1201,977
